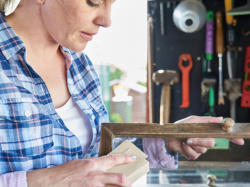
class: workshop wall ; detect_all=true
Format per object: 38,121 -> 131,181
149,0 -> 250,123
148,0 -> 250,161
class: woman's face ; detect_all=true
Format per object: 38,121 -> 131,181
40,0 -> 114,52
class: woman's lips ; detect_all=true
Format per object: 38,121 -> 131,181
80,32 -> 93,41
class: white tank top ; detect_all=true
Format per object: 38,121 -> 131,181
55,97 -> 93,156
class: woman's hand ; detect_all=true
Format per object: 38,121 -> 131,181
164,116 -> 244,160
27,154 -> 136,187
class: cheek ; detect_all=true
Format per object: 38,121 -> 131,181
64,8 -> 91,31
41,1 -> 93,44
40,0 -> 98,52
40,2 -> 66,38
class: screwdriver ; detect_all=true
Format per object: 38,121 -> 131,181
224,0 -> 237,79
205,87 -> 216,117
205,11 -> 214,72
215,11 -> 225,105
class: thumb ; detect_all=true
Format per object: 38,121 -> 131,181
175,116 -> 223,124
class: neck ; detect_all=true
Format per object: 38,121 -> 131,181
5,0 -> 60,65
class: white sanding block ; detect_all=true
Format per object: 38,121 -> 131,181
105,140 -> 149,187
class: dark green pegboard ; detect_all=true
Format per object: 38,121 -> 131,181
148,0 -> 250,161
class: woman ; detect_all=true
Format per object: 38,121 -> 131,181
0,0 -> 244,186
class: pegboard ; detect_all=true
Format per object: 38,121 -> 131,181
148,0 -> 250,123
148,0 -> 250,161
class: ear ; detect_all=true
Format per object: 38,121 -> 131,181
35,0 -> 46,5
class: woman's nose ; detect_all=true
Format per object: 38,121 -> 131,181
94,7 -> 112,28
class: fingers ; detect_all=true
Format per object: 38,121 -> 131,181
175,116 -> 223,124
182,138 -> 213,159
99,154 -> 136,170
182,142 -> 201,160
191,145 -> 208,154
99,173 -> 132,187
230,138 -> 244,145
186,138 -> 215,148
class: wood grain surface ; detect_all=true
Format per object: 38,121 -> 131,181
99,122 -> 250,156
101,123 -> 250,138
99,125 -> 113,157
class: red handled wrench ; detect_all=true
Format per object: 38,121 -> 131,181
178,54 -> 193,108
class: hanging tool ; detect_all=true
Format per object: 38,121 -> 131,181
173,0 -> 206,33
205,11 -> 215,74
224,1 -> 243,121
224,0 -> 236,46
224,0 -> 234,25
205,88 -> 216,117
202,11 -> 217,98
201,56 -> 208,104
226,46 -> 243,79
178,54 -> 193,108
224,0 -> 238,79
227,0 -> 250,16
215,11 -> 225,105
201,57 -> 209,106
224,79 -> 241,121
152,70 -> 180,124
241,46 -> 250,108
201,11 -> 216,108
160,2 -> 165,36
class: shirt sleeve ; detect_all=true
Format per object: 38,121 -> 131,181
142,138 -> 178,169
0,171 -> 27,187
113,137 -> 178,169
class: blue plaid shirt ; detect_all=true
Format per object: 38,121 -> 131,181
0,14 -> 177,175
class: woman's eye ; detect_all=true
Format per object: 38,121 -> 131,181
87,0 -> 103,7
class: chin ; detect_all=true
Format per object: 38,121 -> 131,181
61,41 -> 88,52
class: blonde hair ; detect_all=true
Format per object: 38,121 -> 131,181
0,0 -> 16,15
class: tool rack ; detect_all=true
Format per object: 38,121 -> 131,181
147,0 -> 250,162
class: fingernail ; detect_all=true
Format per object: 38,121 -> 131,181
187,140 -> 193,145
231,139 -> 236,144
183,142 -> 186,146
130,155 -> 136,160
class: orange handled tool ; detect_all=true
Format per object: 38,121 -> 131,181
216,11 -> 225,105
178,54 -> 193,108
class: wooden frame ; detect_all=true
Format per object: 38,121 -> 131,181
99,123 -> 250,186
99,122 -> 250,156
